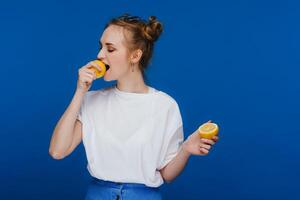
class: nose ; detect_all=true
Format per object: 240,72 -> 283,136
97,48 -> 105,61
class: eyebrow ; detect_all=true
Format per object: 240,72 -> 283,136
99,41 -> 115,46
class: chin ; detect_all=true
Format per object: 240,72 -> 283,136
103,77 -> 112,81
103,75 -> 116,82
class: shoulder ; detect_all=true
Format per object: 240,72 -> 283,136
154,89 -> 183,126
154,89 -> 180,111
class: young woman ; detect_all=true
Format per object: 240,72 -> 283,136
49,14 -> 219,200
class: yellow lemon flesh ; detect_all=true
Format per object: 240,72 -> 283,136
91,60 -> 107,79
198,122 -> 219,139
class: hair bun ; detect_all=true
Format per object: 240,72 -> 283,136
143,16 -> 163,42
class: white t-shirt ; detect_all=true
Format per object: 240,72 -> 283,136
77,85 -> 184,187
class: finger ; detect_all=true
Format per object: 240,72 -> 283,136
79,67 -> 96,77
88,71 -> 97,80
200,148 -> 209,155
207,120 -> 212,123
81,63 -> 98,73
81,73 -> 95,81
84,68 -> 97,77
200,143 -> 211,150
212,136 -> 219,142
201,138 -> 215,145
80,69 -> 96,78
81,76 -> 94,84
88,61 -> 102,71
82,72 -> 95,80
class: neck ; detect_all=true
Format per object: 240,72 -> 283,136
116,69 -> 148,94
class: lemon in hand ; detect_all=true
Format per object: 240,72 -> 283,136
91,60 -> 107,79
198,122 -> 219,139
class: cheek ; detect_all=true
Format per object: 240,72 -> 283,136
110,52 -> 129,70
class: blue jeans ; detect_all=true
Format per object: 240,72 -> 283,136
85,177 -> 162,200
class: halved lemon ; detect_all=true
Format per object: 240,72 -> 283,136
91,60 -> 107,79
198,122 -> 219,139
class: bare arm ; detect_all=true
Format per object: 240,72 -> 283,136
49,61 -> 101,159
159,145 -> 191,183
160,130 -> 219,183
49,90 -> 85,159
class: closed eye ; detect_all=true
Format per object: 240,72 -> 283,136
98,41 -> 115,53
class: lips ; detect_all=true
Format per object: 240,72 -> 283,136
105,64 -> 110,71
99,60 -> 110,71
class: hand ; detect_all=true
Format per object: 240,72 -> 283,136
182,121 -> 219,156
76,61 -> 102,93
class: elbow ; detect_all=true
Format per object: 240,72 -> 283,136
164,179 -> 172,184
163,176 -> 175,183
160,169 -> 175,183
49,149 -> 66,160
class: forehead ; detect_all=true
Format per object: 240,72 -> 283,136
100,25 -> 126,46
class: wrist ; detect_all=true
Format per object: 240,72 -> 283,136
75,88 -> 86,96
181,141 -> 192,157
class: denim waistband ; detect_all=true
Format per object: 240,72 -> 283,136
91,177 -> 158,189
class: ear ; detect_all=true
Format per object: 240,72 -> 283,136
130,49 -> 143,64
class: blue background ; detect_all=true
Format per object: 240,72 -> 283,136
1,0 -> 299,199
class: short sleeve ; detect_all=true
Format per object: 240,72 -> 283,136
157,101 -> 184,170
